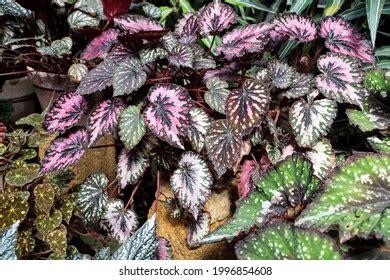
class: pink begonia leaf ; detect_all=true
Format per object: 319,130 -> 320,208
156,237 -> 173,260
102,0 -> 132,22
43,91 -> 87,133
217,23 -> 273,59
102,199 -> 138,243
187,107 -> 212,153
40,127 -> 88,173
315,52 -> 365,107
81,29 -> 119,60
144,84 -> 192,149
76,59 -> 115,95
198,0 -> 237,35
87,98 -> 126,146
319,16 -> 374,64
205,119 -> 243,178
117,147 -> 149,189
187,212 -> 211,248
174,13 -> 199,44
238,160 -> 258,198
271,13 -> 317,43
170,152 -> 213,220
226,79 -> 271,135
114,15 -> 164,34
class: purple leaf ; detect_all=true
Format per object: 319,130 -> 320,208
187,107 -> 212,153
319,16 -> 374,64
174,12 -> 199,44
205,119 -> 243,177
76,59 -> 115,95
167,44 -> 194,68
187,212 -> 211,248
238,160 -> 258,198
40,128 -> 88,173
156,237 -> 173,260
170,152 -> 213,220
81,29 -> 119,60
144,84 -> 192,149
217,23 -> 273,59
271,13 -> 317,43
106,43 -> 134,61
113,57 -> 147,96
43,91 -> 87,133
114,15 -> 164,34
203,62 -> 238,82
87,98 -> 126,146
226,79 -> 271,134
117,148 -> 149,189
102,0 -> 132,22
315,52 -> 365,107
198,0 -> 237,35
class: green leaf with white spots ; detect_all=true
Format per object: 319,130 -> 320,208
0,221 -> 19,260
113,58 -> 147,96
364,69 -> 390,92
305,139 -> 336,179
46,225 -> 67,257
119,106 -> 146,151
346,109 -> 388,132
5,163 -> 41,186
77,173 -> 109,224
0,192 -> 29,231
34,184 -> 55,215
35,210 -> 62,237
200,155 -> 321,243
204,79 -> 230,114
235,223 -> 342,260
367,137 -> 390,153
139,48 -> 167,65
296,154 -> 390,242
290,97 -> 337,147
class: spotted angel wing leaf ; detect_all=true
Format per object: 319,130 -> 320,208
88,98 -> 126,146
43,91 -> 87,133
77,173 -> 109,224
171,152 -> 213,220
139,48 -> 168,65
267,60 -> 295,89
111,215 -> 158,260
316,52 -> 365,107
271,13 -> 317,43
205,119 -> 243,178
117,148 -> 149,189
187,108 -> 212,153
198,0 -> 237,35
102,199 -> 138,243
113,57 -> 147,97
114,15 -> 164,34
236,223 -> 342,260
81,29 -> 118,60
367,137 -> 390,153
296,154 -> 390,242
201,155 -> 321,244
40,128 -> 88,173
144,84 -> 192,149
0,221 -> 19,260
346,109 -> 388,132
168,45 -> 194,68
76,59 -> 115,95
204,79 -> 230,114
217,23 -> 273,59
187,212 -> 211,248
283,73 -> 314,98
118,106 -> 146,151
226,79 -> 271,135
290,97 -> 337,148
319,16 -> 374,63
305,139 -> 336,179
174,13 -> 199,45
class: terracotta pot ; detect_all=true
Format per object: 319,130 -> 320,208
26,66 -> 78,109
0,76 -> 40,122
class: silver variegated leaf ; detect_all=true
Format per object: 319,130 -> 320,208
187,212 -> 211,248
77,173 -> 109,224
367,137 -> 390,153
113,57 -> 147,96
226,79 -> 271,134
143,3 -> 161,19
168,45 -> 194,68
118,105 -> 146,151
0,221 -> 19,260
0,0 -> 32,18
187,107 -> 212,153
117,148 -> 149,189
171,152 -> 213,220
68,10 -> 99,29
305,139 -> 336,179
283,73 -> 314,98
111,215 -> 158,260
139,48 -> 167,65
267,60 -> 295,89
204,79 -> 230,114
289,96 -> 337,147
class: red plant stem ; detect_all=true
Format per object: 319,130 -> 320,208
109,184 -> 118,198
124,180 -> 142,210
0,70 -> 32,77
103,178 -> 117,191
273,108 -> 281,125
147,76 -> 173,83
